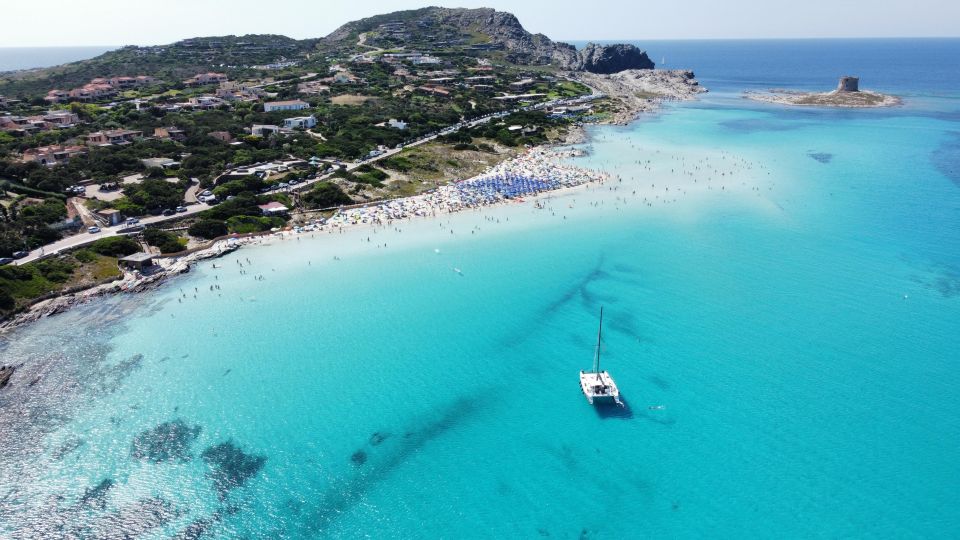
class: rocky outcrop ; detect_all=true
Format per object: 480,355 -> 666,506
568,43 -> 655,74
569,69 -> 707,124
324,7 -> 654,73
0,365 -> 13,389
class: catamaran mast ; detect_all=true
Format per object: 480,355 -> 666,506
595,306 -> 604,380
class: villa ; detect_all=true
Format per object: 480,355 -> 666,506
411,55 -> 442,65
154,126 -> 187,141
86,129 -> 143,146
283,115 -> 317,129
184,72 -> 228,86
20,144 -> 88,166
416,85 -> 451,97
184,96 -> 226,109
297,81 -> 331,95
141,157 -> 179,169
215,82 -> 267,101
2,110 -> 83,132
264,100 -> 309,112
44,75 -> 154,103
250,124 -> 289,137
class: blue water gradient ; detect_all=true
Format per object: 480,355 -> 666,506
1,39 -> 959,538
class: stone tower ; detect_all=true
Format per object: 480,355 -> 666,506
836,76 -> 859,93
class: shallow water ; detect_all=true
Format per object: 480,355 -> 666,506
2,40 -> 960,538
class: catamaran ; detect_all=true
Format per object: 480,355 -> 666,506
579,307 -> 623,406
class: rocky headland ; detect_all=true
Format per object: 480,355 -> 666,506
569,69 -> 708,124
745,76 -> 900,108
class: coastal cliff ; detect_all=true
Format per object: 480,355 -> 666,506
569,43 -> 655,74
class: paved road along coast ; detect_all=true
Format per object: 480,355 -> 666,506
13,90 -> 602,266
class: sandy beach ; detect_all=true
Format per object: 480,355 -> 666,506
1,71 -> 710,332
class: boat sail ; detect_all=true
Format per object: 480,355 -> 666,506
579,307 -> 623,406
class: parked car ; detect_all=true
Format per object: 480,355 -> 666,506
12,250 -> 28,259
201,190 -> 213,197
175,206 -> 187,213
0,257 -> 14,266
88,226 -> 101,234
162,209 -> 175,216
125,217 -> 139,225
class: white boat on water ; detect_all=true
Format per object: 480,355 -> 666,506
579,307 -> 623,406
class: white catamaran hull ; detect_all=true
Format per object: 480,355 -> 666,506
579,370 -> 623,406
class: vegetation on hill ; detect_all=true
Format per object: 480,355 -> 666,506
0,7 -> 609,260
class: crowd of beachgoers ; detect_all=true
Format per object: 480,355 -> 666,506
1,147 -> 607,331
322,147 -> 607,228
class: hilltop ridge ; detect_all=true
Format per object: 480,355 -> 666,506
325,7 -> 653,72
0,7 -> 653,97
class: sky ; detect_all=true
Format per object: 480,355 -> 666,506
3,0 -> 959,47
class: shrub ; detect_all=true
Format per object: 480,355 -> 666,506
89,236 -> 140,257
143,228 -> 186,253
73,249 -> 97,263
302,182 -> 352,209
0,288 -> 14,311
33,258 -> 74,283
188,219 -> 228,240
380,156 -> 414,172
225,215 -> 283,234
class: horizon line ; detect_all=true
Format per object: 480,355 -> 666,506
2,36 -> 960,49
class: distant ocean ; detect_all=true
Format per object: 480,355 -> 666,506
0,46 -> 117,72
2,39 -> 959,538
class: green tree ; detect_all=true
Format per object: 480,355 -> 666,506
188,219 -> 228,240
89,236 -> 140,257
302,182 -> 352,209
143,228 -> 185,253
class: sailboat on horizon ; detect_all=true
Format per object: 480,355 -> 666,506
579,306 -> 623,406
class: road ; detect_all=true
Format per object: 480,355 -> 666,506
272,92 -> 602,197
14,90 -> 603,266
14,203 -> 210,265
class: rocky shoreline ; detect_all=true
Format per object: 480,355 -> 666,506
569,69 -> 707,124
0,242 -> 241,333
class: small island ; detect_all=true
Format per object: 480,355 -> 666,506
745,76 -> 901,108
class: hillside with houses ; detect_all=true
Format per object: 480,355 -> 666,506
0,7 -> 683,315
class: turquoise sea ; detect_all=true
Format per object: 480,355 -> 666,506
2,39 -> 959,538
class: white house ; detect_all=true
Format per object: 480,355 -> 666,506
264,100 -> 309,113
283,115 -> 317,129
412,56 -> 441,65
387,119 -> 408,130
251,124 -> 283,137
